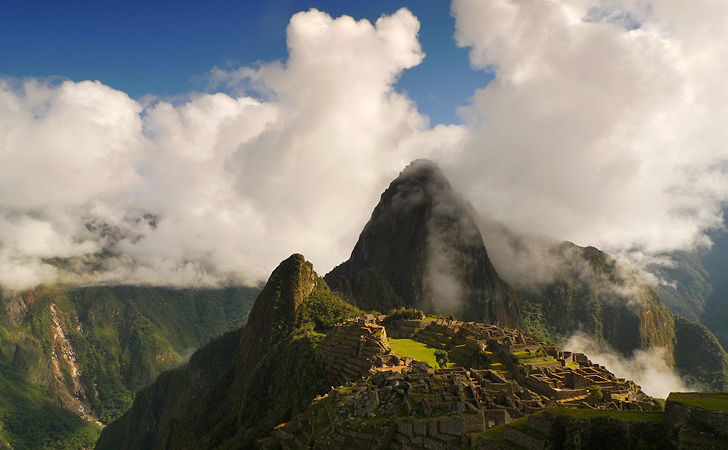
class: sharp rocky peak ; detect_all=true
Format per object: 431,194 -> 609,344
326,160 -> 519,326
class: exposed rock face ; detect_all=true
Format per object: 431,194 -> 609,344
47,302 -> 95,420
326,160 -> 518,326
235,253 -> 316,370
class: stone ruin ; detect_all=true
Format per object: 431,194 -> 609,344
315,319 -> 398,386
264,316 -> 664,449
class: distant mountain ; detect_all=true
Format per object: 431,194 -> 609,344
95,254 -> 362,450
0,284 -> 258,449
326,159 -> 518,326
514,243 -> 675,354
479,226 -> 728,390
4,160 -> 728,449
625,212 -> 728,354
699,224 -> 728,349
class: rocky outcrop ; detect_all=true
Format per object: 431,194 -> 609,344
234,253 -> 317,374
47,302 -> 95,421
96,254 -> 360,450
326,160 -> 518,326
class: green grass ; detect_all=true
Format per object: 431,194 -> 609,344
680,431 -> 728,447
480,423 -> 508,441
545,408 -> 664,423
479,418 -> 529,448
509,418 -> 548,440
388,339 -> 453,368
667,392 -> 728,413
528,360 -> 559,366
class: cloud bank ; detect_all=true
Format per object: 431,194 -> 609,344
565,332 -> 695,399
2,1 -> 728,291
447,0 -> 728,255
0,9 -> 463,290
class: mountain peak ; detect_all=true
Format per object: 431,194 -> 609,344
236,253 -> 317,365
397,158 -> 447,181
326,161 -> 519,325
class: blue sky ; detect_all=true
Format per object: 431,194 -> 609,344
0,0 -> 491,125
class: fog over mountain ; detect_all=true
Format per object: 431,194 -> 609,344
2,1 -> 728,291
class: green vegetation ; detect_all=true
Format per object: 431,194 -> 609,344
667,392 -> 728,413
458,350 -> 491,370
0,282 -> 260,449
0,365 -> 100,450
434,349 -> 449,368
480,418 -> 528,449
97,259 -> 367,450
388,339 -> 451,368
516,243 -> 676,357
382,307 -> 425,325
650,250 -> 711,322
229,329 -> 330,448
296,278 -> 363,331
587,385 -> 603,402
509,416 -> 548,440
545,408 -> 664,423
672,316 -> 728,391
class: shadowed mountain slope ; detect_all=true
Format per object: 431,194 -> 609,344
326,160 -> 518,326
95,254 -> 362,450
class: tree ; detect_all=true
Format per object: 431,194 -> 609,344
587,385 -> 603,402
434,350 -> 449,368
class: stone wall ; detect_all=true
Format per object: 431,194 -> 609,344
664,393 -> 728,445
316,322 -> 390,386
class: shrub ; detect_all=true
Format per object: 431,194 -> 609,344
587,385 -> 603,402
434,350 -> 449,368
382,308 -> 425,324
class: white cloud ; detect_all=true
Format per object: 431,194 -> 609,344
448,0 -> 728,255
0,9 -> 464,290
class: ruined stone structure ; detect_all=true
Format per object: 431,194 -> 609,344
264,316 -> 669,449
262,388 -> 728,450
316,320 -> 393,386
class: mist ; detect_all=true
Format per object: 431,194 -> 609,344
565,332 -> 697,399
2,1 -> 728,292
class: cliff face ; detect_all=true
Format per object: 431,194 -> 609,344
96,254 -> 362,450
673,315 -> 728,391
326,160 -> 518,326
